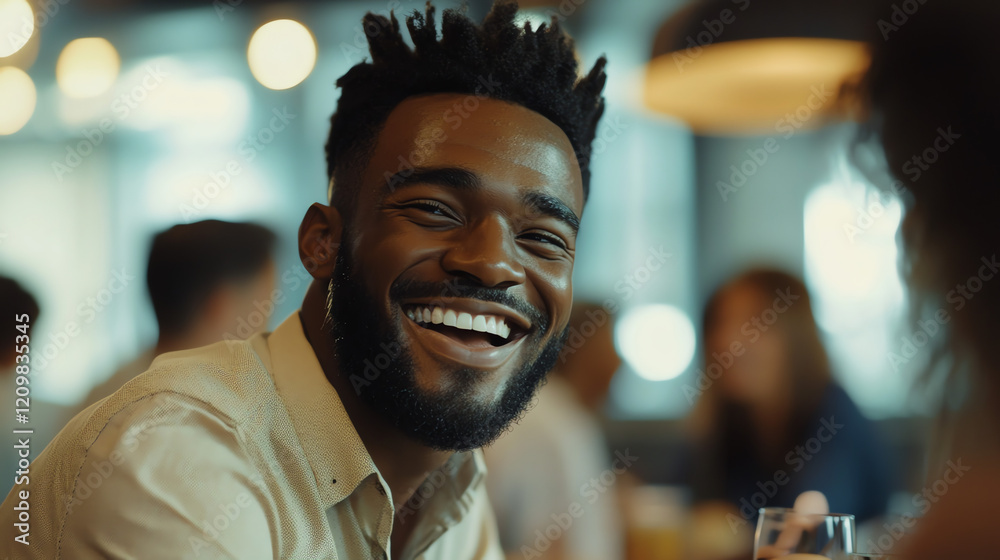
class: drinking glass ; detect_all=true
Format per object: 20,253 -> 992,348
754,507 -> 856,559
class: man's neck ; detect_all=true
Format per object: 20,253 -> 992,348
299,281 -> 453,515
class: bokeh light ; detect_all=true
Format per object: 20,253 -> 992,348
616,304 -> 697,381
247,19 -> 317,90
0,66 -> 36,134
56,38 -> 121,98
0,0 -> 33,58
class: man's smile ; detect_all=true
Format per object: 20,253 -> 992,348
400,298 -> 532,369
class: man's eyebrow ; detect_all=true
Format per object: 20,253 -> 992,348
522,192 -> 580,236
382,167 -> 482,197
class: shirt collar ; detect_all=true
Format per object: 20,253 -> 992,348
266,311 -> 376,509
263,311 -> 486,514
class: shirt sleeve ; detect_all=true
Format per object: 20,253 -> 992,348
58,394 -> 274,560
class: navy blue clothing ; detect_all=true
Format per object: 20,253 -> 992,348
690,384 -> 894,524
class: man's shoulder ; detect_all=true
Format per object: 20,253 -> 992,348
5,336 -> 289,544
133,337 -> 272,401
147,335 -> 271,376
77,336 -> 280,447
4,386 -> 279,558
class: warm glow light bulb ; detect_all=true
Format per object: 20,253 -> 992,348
247,19 -> 317,90
56,37 -> 120,98
616,304 -> 696,381
0,0 -> 33,58
0,66 -> 36,134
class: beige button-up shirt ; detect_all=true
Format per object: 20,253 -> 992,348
2,313 -> 503,560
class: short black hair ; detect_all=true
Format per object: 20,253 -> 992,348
325,0 -> 607,215
0,276 -> 39,366
146,220 -> 277,337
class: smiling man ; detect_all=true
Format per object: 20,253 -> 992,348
1,2 -> 606,559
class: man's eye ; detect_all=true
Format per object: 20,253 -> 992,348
403,200 -> 456,219
520,232 -> 568,251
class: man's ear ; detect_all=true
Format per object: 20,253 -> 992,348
298,202 -> 343,280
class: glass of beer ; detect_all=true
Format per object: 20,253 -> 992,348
754,508 -> 856,559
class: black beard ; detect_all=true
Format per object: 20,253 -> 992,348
323,246 -> 567,452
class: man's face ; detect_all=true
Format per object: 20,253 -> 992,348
326,93 -> 584,451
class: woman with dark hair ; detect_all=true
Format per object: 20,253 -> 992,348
857,0 -> 1000,556
687,268 -> 893,526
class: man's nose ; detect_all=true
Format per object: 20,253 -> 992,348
441,217 -> 527,289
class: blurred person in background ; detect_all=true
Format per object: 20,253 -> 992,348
485,302 -> 624,560
857,1 -> 1000,557
685,269 -> 893,531
75,219 -> 278,413
0,275 -> 59,497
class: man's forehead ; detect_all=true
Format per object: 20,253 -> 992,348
366,93 -> 584,210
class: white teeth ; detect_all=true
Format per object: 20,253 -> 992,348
457,312 -> 473,330
407,305 -> 519,339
